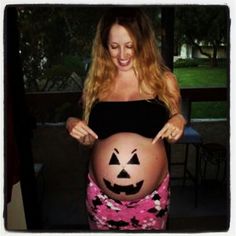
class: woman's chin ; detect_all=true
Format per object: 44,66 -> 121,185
117,65 -> 133,72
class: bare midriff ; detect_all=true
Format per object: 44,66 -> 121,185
89,132 -> 168,201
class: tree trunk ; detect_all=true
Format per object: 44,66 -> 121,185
191,40 -> 211,59
211,43 -> 218,67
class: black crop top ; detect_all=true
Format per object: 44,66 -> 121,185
88,99 -> 170,139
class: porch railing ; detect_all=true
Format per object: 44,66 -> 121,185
25,87 -> 228,123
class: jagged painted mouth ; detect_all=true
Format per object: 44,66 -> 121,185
103,178 -> 144,195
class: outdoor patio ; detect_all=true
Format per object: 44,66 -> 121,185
31,119 -> 230,233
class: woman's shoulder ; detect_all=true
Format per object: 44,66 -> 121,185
163,71 -> 176,81
163,71 -> 179,89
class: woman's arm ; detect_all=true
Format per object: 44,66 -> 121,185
152,72 -> 186,144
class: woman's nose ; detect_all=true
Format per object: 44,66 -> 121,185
119,48 -> 128,59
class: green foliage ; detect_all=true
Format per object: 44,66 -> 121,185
174,58 -> 199,68
174,58 -> 228,68
17,6 -> 106,91
175,6 -> 228,65
193,58 -> 228,67
17,6 -> 163,92
63,55 -> 86,75
175,6 -> 228,45
40,65 -> 72,90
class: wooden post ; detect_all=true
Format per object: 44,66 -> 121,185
5,6 -> 42,229
161,7 -> 175,71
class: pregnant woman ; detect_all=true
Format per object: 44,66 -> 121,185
66,7 -> 186,231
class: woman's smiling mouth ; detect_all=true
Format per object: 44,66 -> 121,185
118,58 -> 131,67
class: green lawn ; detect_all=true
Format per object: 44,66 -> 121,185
173,66 -> 228,119
174,66 -> 228,88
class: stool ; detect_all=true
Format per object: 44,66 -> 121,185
200,143 -> 227,183
167,99 -> 203,207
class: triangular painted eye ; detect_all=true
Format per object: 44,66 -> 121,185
127,153 -> 140,165
109,153 -> 120,165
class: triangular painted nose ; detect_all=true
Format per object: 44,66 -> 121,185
117,169 -> 130,178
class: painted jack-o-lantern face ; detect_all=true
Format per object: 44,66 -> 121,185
91,132 -> 167,201
103,148 -> 144,195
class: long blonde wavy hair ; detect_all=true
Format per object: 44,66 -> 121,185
83,8 -> 180,122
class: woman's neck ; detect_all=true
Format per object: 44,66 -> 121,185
116,68 -> 137,81
104,70 -> 139,101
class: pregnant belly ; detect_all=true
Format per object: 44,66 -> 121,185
89,132 -> 168,201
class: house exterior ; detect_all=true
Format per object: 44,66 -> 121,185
174,43 -> 227,61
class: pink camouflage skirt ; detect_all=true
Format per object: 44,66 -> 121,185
86,173 -> 170,231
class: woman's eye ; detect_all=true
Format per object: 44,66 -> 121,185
126,43 -> 134,48
110,45 -> 118,49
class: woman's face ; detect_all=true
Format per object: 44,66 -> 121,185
108,24 -> 135,72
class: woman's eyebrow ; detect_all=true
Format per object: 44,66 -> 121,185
131,148 -> 137,154
114,148 -> 119,154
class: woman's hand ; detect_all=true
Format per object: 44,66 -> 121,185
66,117 -> 98,146
152,114 -> 186,144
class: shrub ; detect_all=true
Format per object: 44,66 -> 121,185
174,58 -> 199,68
